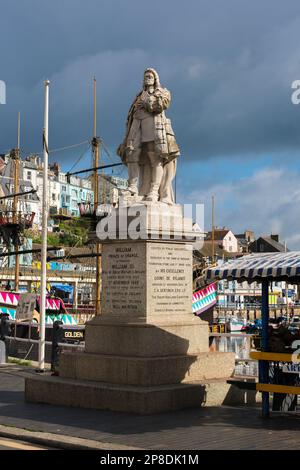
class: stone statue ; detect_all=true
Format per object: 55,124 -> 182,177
117,68 -> 180,204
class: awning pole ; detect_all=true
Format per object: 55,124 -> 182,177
260,279 -> 270,418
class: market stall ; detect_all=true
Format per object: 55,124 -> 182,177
205,251 -> 300,417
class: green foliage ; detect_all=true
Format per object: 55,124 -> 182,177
24,229 -> 41,244
8,357 -> 32,367
47,233 -> 61,247
58,218 -> 89,247
25,218 -> 89,247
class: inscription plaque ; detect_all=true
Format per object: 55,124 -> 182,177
101,241 -> 193,320
101,242 -> 146,316
147,243 -> 192,316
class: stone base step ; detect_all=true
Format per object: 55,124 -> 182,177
25,375 -> 259,415
60,351 -> 235,386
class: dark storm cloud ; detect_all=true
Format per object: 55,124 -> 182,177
1,0 -> 300,163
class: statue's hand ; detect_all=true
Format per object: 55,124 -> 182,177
138,91 -> 149,109
136,98 -> 144,109
152,96 -> 163,113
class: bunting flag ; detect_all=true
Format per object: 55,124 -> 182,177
45,314 -> 77,325
192,283 -> 217,315
0,291 -> 19,306
0,290 -> 65,310
0,290 -> 77,325
0,306 -> 17,318
0,308 -> 77,325
37,297 -> 63,310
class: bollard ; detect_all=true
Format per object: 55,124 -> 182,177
0,314 -> 11,340
51,320 -> 64,372
0,341 -> 5,364
0,314 -> 11,362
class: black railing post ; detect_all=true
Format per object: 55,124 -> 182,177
51,320 -> 64,373
0,314 -> 11,362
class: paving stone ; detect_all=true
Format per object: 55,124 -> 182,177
0,369 -> 299,450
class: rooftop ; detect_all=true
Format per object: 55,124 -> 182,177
206,229 -> 230,240
250,236 -> 287,253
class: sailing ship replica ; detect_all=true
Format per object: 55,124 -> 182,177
0,149 -> 77,327
0,148 -> 36,252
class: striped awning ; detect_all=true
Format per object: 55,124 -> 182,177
205,252 -> 300,283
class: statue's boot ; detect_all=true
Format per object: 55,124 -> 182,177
145,152 -> 163,202
127,162 -> 139,195
145,183 -> 160,202
159,193 -> 173,205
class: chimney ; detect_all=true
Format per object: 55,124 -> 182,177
50,162 -> 61,176
270,234 -> 279,242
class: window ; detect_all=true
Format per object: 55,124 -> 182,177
229,246 -> 232,251
52,193 -> 56,201
61,185 -> 67,192
27,171 -> 32,181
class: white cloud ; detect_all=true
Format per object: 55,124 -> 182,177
187,62 -> 208,80
186,166 -> 300,249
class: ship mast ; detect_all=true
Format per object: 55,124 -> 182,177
12,112 -> 21,290
92,78 -> 101,314
211,195 -> 215,264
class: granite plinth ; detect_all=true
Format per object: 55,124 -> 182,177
84,316 -> 209,356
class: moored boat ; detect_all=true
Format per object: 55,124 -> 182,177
226,317 -> 245,332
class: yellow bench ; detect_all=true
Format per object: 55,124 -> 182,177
256,383 -> 300,395
250,351 -> 300,395
250,351 -> 300,362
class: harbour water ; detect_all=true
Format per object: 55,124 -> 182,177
210,333 -> 252,359
210,333 -> 258,376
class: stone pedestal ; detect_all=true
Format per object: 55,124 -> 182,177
26,204 -> 235,413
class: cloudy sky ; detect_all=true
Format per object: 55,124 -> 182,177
1,0 -> 300,246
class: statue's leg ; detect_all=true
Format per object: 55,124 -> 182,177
159,159 -> 177,205
144,142 -> 163,202
126,119 -> 141,195
139,147 -> 151,197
